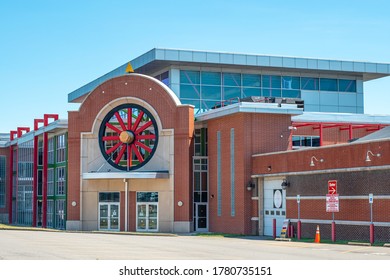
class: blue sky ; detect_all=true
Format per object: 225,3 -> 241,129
1,0 -> 390,133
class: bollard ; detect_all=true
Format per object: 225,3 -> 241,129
370,224 -> 375,244
297,221 -> 301,240
331,221 -> 336,242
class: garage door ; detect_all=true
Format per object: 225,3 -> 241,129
263,178 -> 286,236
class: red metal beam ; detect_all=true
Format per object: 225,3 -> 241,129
10,130 -> 17,141
17,127 -> 30,138
44,114 -> 59,126
42,131 -> 48,228
32,134 -> 39,227
34,119 -> 44,131
8,146 -> 14,224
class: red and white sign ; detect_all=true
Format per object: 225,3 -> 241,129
326,194 -> 339,212
328,180 -> 337,194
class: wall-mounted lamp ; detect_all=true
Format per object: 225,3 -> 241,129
246,181 -> 255,191
366,150 -> 381,162
281,179 -> 290,190
267,165 -> 272,171
310,156 -> 324,167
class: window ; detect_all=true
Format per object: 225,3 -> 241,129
320,78 -> 338,91
99,192 -> 120,202
38,140 -> 43,166
180,70 -> 200,84
47,200 -> 54,228
0,156 -> 6,208
154,71 -> 169,86
339,79 -> 356,92
243,74 -> 261,87
55,199 -> 66,229
48,138 -> 54,164
193,157 -> 208,203
301,77 -> 319,90
48,168 -> 54,196
137,192 -> 158,202
56,167 -> 66,196
37,170 -> 42,196
292,135 -> 321,148
56,134 -> 66,163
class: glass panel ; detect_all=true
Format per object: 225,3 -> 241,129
194,192 -> 201,202
223,73 -> 241,86
198,204 -> 207,217
194,172 -> 200,191
160,71 -> 169,85
201,85 -> 221,100
138,204 -> 146,217
223,87 -> 241,100
243,74 -> 261,87
262,75 -> 281,88
110,204 -> 119,218
269,89 -> 281,97
180,84 -> 200,99
292,136 -> 300,146
180,70 -> 200,84
100,218 -> 108,230
137,192 -> 158,202
282,76 -> 300,89
339,79 -> 356,92
243,87 -> 261,97
201,172 -> 207,191
137,218 -> 146,230
282,90 -> 300,98
99,192 -> 120,202
149,218 -> 157,230
148,204 -> 158,218
201,192 -> 208,202
301,77 -> 319,90
201,100 -> 220,111
198,218 -> 207,228
100,204 -> 108,218
201,71 -> 221,85
320,78 -> 338,91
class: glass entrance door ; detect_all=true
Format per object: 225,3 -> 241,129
99,203 -> 120,231
137,203 -> 158,231
194,203 -> 208,231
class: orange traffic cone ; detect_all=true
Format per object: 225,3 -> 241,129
314,225 -> 320,243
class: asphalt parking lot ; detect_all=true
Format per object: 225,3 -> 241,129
0,229 -> 390,260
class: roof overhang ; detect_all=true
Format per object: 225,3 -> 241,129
196,101 -> 303,122
82,171 -> 169,180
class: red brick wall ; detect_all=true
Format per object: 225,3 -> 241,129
0,147 -> 9,215
293,124 -> 384,146
253,139 -> 390,175
68,74 -> 194,224
208,112 -> 292,234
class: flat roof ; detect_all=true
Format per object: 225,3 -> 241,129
195,102 -> 303,122
68,48 -> 390,103
292,112 -> 390,125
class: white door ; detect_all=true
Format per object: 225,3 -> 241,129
263,178 -> 286,236
99,203 -> 120,231
137,202 -> 158,231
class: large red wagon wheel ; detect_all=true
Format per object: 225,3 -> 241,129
98,103 -> 158,171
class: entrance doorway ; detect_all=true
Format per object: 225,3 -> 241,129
137,203 -> 158,231
99,203 -> 120,231
194,202 -> 208,231
98,192 -> 120,231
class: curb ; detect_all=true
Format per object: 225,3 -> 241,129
275,237 -> 291,242
348,241 -> 371,246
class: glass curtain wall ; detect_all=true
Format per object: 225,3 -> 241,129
179,70 -> 356,114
